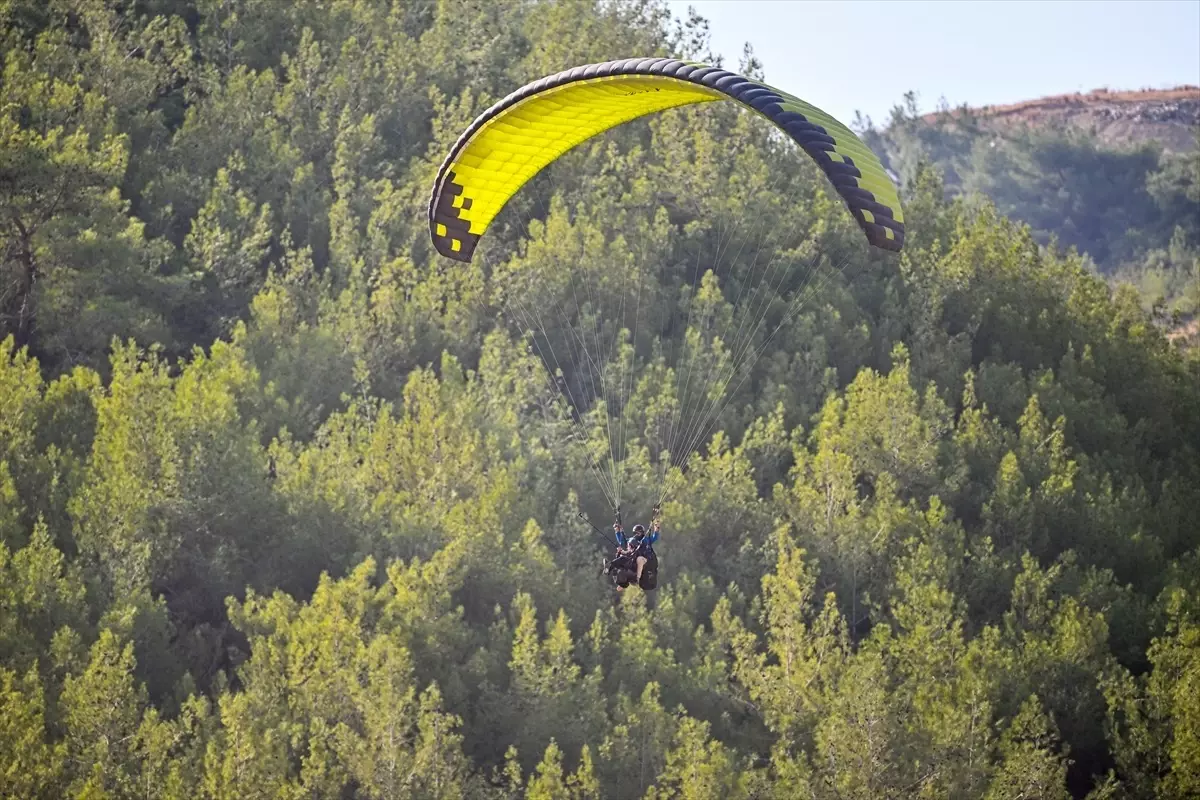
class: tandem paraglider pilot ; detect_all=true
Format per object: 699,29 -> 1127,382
604,508 -> 660,591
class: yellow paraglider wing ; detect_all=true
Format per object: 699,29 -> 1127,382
429,57 -> 904,262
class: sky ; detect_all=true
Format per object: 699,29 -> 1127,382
665,0 -> 1200,127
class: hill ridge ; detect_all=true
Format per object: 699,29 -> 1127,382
921,85 -> 1200,152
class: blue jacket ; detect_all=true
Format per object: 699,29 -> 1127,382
616,528 -> 658,551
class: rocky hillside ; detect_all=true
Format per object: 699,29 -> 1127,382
868,85 -> 1199,341
926,86 -> 1200,152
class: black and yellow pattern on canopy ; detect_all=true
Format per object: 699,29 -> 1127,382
429,57 -> 904,262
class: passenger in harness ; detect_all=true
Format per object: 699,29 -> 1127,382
603,506 -> 660,591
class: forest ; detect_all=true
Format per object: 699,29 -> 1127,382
1,1 -> 1198,798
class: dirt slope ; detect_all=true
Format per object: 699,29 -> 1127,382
926,86 -> 1200,152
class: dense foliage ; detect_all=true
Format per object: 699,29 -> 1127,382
862,94 -> 1200,325
1,1 -> 1198,798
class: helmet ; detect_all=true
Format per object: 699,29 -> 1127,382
632,524 -> 646,536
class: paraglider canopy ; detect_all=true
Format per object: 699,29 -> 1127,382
429,57 -> 904,262
426,57 -> 907,516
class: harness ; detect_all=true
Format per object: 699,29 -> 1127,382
627,536 -> 652,558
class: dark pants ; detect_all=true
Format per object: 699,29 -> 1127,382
610,551 -> 658,590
